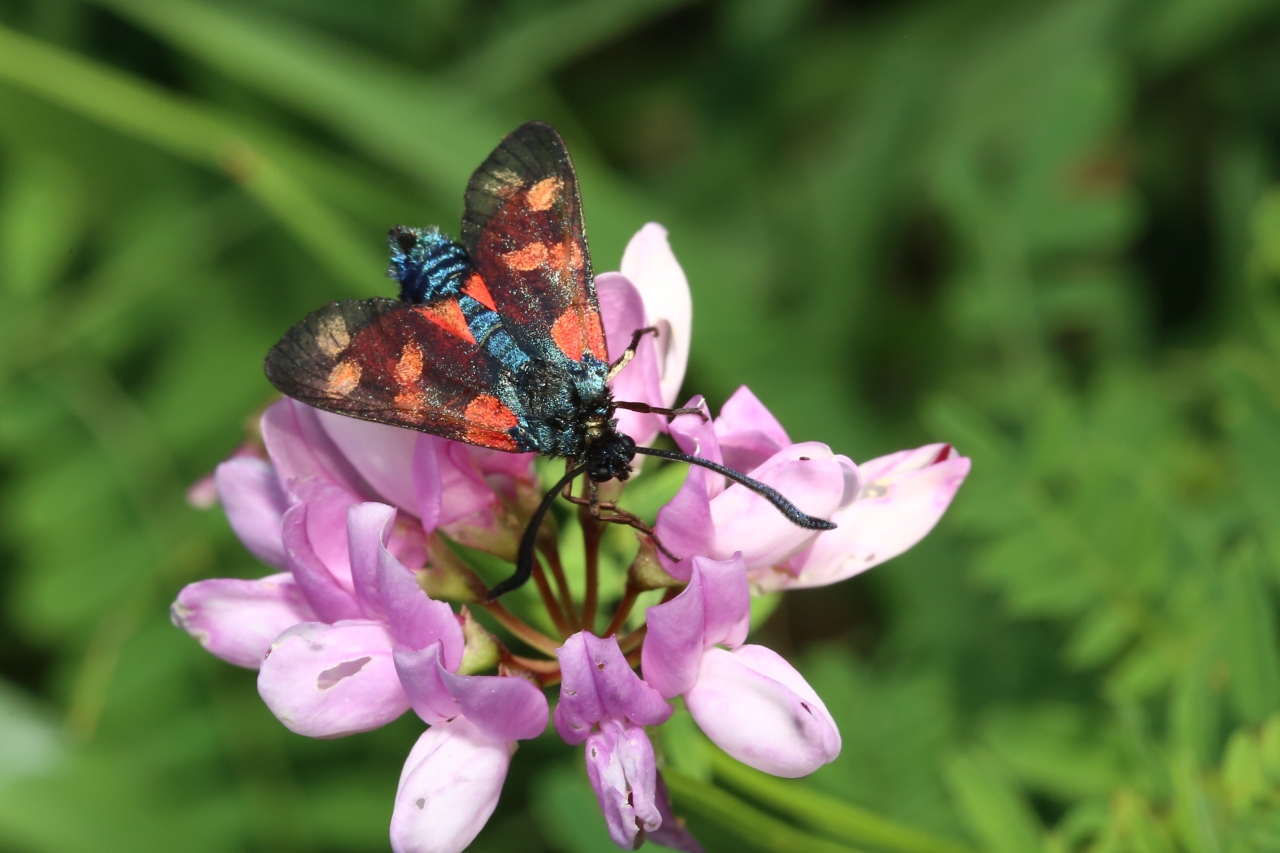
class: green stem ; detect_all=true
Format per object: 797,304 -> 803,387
663,770 -> 866,853
708,751 -> 975,853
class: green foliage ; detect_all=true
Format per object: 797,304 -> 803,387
2,0 -> 1280,850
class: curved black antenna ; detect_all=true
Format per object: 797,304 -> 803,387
635,446 -> 837,531
487,463 -> 589,602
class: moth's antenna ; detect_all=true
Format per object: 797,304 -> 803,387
489,463 -> 589,602
634,446 -> 837,531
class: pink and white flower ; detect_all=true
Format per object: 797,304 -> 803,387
173,223 -> 968,853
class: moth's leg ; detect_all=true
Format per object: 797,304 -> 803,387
560,458 -> 580,500
606,326 -> 658,380
592,502 -> 681,563
614,400 -> 708,421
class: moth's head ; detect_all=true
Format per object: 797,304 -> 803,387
585,429 -> 636,483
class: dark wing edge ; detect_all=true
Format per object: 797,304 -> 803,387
460,121 -> 587,272
264,298 -> 520,450
458,121 -> 605,363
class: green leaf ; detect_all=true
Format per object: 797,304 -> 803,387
943,751 -> 1044,853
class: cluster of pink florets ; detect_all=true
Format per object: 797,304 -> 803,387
173,224 -> 970,853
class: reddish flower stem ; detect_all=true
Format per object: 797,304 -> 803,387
480,601 -> 562,657
618,624 -> 647,654
539,542 -> 578,630
604,583 -> 640,638
531,562 -> 573,639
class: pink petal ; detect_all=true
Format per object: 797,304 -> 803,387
653,466 -> 715,582
641,569 -> 706,700
620,223 -> 692,408
708,443 -> 850,571
260,399 -> 367,496
282,502 -> 361,623
555,632 -> 672,745
771,447 -> 971,591
216,458 -> 289,569
394,642 -> 462,725
642,555 -> 749,699
285,477 -> 360,589
585,720 -> 661,849
685,645 -> 840,777
376,534 -> 464,667
346,502 -> 395,619
436,441 -> 503,529
714,387 -> 791,475
391,717 -> 513,853
258,620 -> 409,737
598,272 -> 666,447
316,410 -> 421,514
170,573 -> 313,668
437,666 -> 549,742
411,437 -> 444,533
668,396 -> 724,475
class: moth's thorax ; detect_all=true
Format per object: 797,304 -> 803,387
509,356 -> 634,481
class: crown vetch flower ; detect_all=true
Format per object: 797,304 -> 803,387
651,386 -> 970,590
642,555 -> 840,777
556,631 -> 700,851
174,224 -> 967,852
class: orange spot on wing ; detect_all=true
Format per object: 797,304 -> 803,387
395,341 -> 423,386
462,273 -> 496,310
503,242 -> 548,271
551,308 -> 585,362
464,394 -> 520,449
327,361 -> 361,395
567,239 -> 584,270
415,300 -> 475,343
548,242 -> 566,269
526,177 -> 561,211
584,312 -> 607,361
395,388 -> 428,410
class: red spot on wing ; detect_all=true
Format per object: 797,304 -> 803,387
463,273 -> 497,310
463,394 -> 520,450
551,308 -> 585,362
550,302 -> 607,363
415,300 -> 474,343
584,309 -> 606,361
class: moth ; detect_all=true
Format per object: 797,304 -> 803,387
265,122 -> 833,599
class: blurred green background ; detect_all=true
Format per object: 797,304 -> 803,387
4,0 -> 1280,851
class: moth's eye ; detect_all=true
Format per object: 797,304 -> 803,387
389,225 -> 417,254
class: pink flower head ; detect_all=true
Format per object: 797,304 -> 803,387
652,388 -> 859,579
652,386 -> 968,589
598,223 -> 693,449
643,555 -> 840,777
174,220 -> 966,853
556,632 -> 698,850
760,443 -> 972,592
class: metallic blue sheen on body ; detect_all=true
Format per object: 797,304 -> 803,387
388,226 -> 469,304
387,225 -> 625,475
458,294 -> 530,373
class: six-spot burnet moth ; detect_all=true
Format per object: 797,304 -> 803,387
264,121 -> 835,600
